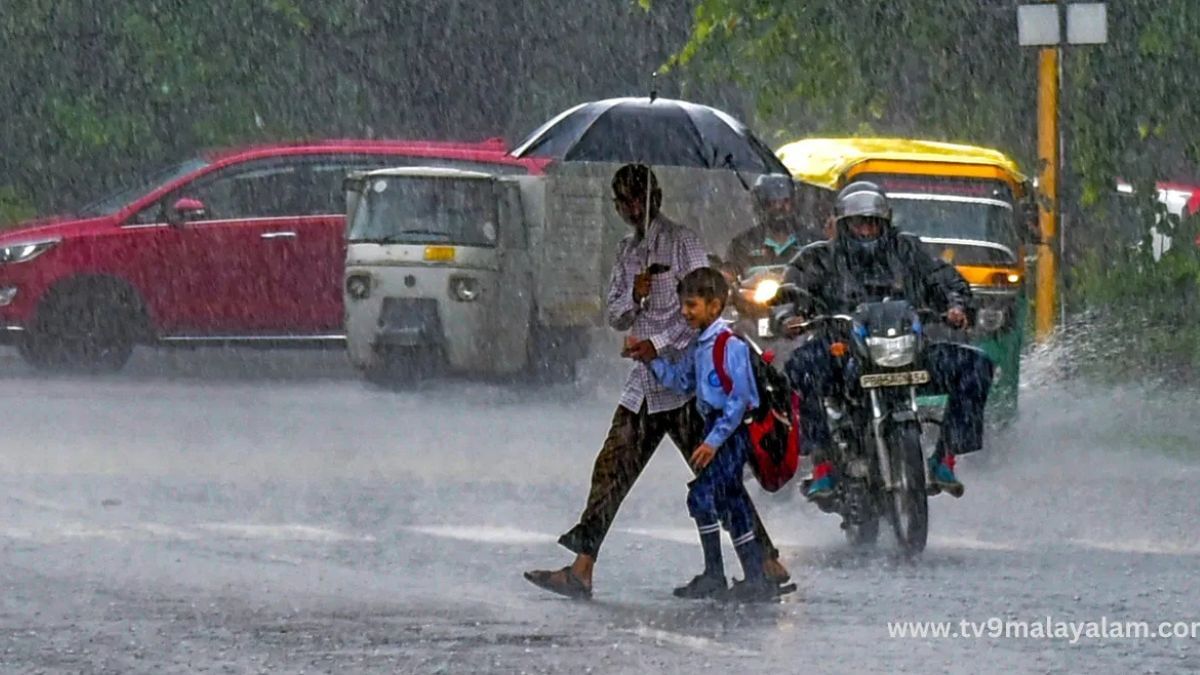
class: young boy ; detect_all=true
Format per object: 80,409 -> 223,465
632,267 -> 791,602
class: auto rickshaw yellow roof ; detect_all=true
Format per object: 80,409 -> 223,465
776,137 -> 1026,190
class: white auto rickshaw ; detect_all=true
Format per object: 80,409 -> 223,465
343,163 -> 763,384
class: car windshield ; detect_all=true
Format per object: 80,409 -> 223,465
890,196 -> 1019,261
77,158 -> 210,217
348,176 -> 498,247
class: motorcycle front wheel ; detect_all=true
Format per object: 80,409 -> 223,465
840,479 -> 880,547
887,421 -> 929,555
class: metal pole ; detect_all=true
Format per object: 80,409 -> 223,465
1057,0 -> 1069,327
1035,45 -> 1059,342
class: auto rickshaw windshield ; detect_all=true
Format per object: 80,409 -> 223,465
348,177 -> 499,247
890,196 -> 1019,262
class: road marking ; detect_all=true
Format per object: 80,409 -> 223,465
619,527 -> 697,545
928,534 -> 1025,552
0,521 -> 373,544
1068,537 -> 1200,557
405,525 -> 556,544
620,526 -> 811,547
626,625 -> 759,657
196,523 -> 376,543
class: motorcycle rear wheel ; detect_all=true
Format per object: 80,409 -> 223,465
887,421 -> 929,555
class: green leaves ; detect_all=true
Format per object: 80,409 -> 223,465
672,0 -> 1198,191
666,0 -> 1200,377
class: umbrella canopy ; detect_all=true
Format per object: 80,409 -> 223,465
511,97 -> 788,175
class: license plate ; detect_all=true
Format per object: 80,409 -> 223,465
757,317 -> 773,337
860,370 -> 930,388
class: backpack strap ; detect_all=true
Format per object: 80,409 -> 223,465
712,330 -> 733,394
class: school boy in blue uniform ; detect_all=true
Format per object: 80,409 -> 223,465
634,267 -> 793,602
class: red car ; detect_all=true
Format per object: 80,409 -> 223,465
0,139 -> 539,371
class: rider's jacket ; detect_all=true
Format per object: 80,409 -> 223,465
726,219 -> 824,271
781,229 -> 971,316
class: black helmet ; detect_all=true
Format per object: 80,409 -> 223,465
752,174 -> 795,207
834,181 -> 892,223
751,174 -> 796,229
834,181 -> 893,266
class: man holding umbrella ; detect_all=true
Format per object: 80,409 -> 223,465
524,164 -> 790,599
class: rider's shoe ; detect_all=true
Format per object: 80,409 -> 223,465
673,573 -> 727,599
804,461 -> 836,502
725,576 -> 796,603
928,455 -> 965,498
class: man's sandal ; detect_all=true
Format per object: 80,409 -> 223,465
523,567 -> 593,600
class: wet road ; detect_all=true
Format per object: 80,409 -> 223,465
1,346 -> 1198,673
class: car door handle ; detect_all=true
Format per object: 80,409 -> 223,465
261,231 -> 297,240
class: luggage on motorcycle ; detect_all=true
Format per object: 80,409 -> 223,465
713,331 -> 802,492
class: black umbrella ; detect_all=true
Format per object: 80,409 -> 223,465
511,97 -> 788,175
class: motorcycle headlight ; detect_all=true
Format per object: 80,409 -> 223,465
752,278 -> 781,305
450,276 -> 480,302
865,334 -> 916,367
0,239 -> 58,265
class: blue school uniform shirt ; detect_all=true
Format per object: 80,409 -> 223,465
649,318 -> 760,449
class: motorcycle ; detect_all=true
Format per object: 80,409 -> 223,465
773,295 -> 938,554
728,264 -> 789,341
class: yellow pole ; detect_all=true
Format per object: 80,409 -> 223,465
1035,46 -> 1059,341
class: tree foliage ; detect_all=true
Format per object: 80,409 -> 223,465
667,0 -> 1200,376
0,0 -> 696,221
669,0 -> 1200,202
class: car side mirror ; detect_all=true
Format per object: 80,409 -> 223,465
169,197 -> 207,225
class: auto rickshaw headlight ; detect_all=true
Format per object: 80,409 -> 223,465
977,307 -> 1006,332
346,274 -> 371,301
752,278 -> 781,305
450,276 -> 481,302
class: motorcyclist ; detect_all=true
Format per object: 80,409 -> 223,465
724,174 -> 828,274
779,181 -> 994,501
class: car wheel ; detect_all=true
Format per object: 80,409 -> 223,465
22,280 -> 144,373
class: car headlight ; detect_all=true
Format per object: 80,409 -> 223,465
752,278 -> 781,305
865,334 -> 916,367
450,276 -> 480,302
0,239 -> 58,265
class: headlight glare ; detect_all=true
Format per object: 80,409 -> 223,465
752,278 -> 781,304
0,239 -> 58,264
865,334 -> 916,367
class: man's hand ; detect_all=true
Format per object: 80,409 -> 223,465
633,272 -> 652,303
622,339 -> 657,362
945,306 -> 968,329
690,443 -> 717,471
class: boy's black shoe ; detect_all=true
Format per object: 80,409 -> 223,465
673,573 -> 727,599
725,577 -> 797,604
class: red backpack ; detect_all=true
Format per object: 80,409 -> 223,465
712,331 -> 802,492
